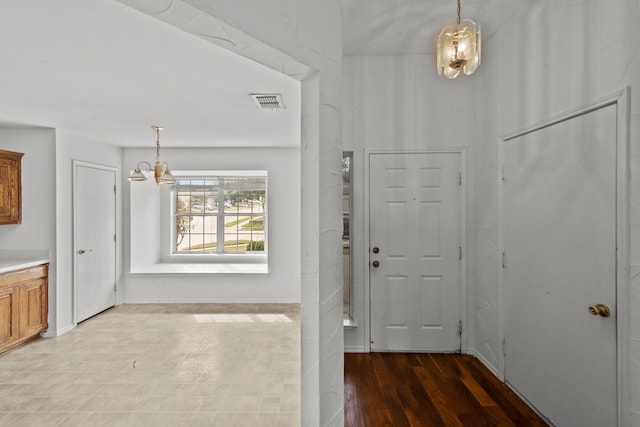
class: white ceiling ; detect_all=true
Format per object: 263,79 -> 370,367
0,0 -> 529,149
0,0 -> 300,148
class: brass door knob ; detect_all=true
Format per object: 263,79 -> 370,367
371,260 -> 380,268
588,304 -> 611,317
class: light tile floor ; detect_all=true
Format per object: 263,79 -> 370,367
0,304 -> 301,427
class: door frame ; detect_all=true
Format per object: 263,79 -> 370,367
498,88 -> 630,425
365,148 -> 468,353
72,160 -> 118,326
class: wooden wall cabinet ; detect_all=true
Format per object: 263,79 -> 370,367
0,149 -> 24,224
0,264 -> 48,354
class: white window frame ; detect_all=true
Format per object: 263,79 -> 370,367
163,170 -> 268,264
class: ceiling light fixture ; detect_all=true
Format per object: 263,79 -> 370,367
436,0 -> 481,79
128,125 -> 175,185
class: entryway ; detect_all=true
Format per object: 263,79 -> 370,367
345,353 -> 548,426
369,151 -> 463,352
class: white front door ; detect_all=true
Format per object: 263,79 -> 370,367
74,162 -> 116,323
369,152 -> 461,352
503,104 -> 617,426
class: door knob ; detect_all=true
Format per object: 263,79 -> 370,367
371,260 -> 380,268
78,249 -> 92,255
588,304 -> 610,317
372,247 -> 379,254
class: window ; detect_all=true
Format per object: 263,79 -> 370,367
171,172 -> 267,256
343,152 -> 353,318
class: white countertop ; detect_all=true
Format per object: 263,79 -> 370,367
0,250 -> 49,274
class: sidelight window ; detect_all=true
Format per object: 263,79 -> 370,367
343,152 -> 353,318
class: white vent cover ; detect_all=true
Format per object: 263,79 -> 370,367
250,93 -> 285,109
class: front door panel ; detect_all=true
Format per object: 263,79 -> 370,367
370,152 -> 461,351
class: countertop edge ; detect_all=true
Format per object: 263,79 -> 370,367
0,259 -> 50,274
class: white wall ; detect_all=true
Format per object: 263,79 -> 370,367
54,130 -> 123,334
473,0 -> 640,423
0,127 -> 57,331
342,54 -> 477,352
122,146 -> 301,303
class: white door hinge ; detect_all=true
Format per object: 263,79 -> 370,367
459,246 -> 462,261
458,173 -> 462,186
502,252 -> 506,269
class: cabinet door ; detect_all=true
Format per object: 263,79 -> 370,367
0,149 -> 23,224
0,286 -> 19,348
19,278 -> 48,338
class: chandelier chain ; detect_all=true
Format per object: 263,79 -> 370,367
457,0 -> 461,26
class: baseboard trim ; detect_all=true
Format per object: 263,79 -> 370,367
468,348 -> 501,378
40,323 -> 75,338
123,299 -> 301,304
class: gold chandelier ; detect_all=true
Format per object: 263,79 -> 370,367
436,0 -> 481,79
127,125 -> 176,185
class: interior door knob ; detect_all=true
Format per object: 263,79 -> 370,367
588,304 -> 610,317
371,260 -> 380,268
372,247 -> 379,254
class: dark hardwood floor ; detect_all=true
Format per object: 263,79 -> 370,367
345,353 -> 549,427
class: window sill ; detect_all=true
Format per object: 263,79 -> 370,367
165,253 -> 267,264
343,317 -> 359,329
129,263 -> 269,275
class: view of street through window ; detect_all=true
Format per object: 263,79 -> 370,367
174,175 -> 267,254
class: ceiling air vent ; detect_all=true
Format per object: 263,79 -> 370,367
250,93 -> 285,110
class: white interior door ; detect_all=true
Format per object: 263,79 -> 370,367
503,105 -> 617,426
74,162 -> 116,323
370,152 -> 461,352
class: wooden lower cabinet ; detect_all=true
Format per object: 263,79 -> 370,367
0,263 -> 48,354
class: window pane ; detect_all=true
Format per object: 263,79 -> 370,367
175,177 -> 218,214
202,216 -> 216,233
201,233 -> 216,252
176,214 -> 217,253
222,216 -> 263,253
245,236 -> 265,252
176,214 -> 194,251
243,216 -> 264,232
343,153 -> 353,317
226,198 -> 265,214
177,195 -> 191,213
223,176 -> 266,214
186,234 -> 204,252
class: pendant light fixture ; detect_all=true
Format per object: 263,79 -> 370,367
128,125 -> 176,185
436,0 -> 481,79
